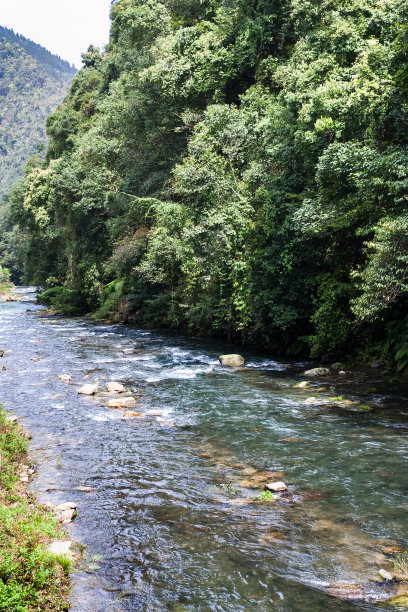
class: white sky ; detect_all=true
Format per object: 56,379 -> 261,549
0,0 -> 112,68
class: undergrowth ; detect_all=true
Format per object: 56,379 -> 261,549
0,407 -> 70,611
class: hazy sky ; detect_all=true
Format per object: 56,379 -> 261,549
1,0 -> 112,68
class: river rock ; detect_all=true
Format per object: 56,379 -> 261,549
47,540 -> 76,559
326,583 -> 365,600
58,374 -> 72,382
303,367 -> 330,376
106,381 -> 126,393
6,415 -> 19,422
219,354 -> 245,367
265,481 -> 288,492
123,396 -> 136,405
239,470 -> 277,489
378,568 -> 395,581
107,398 -> 126,408
303,396 -> 318,405
78,383 -> 98,395
293,381 -> 312,389
331,362 -> 345,372
55,502 -> 77,524
0,350 -> 4,357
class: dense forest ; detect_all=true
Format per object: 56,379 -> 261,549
7,0 -> 408,369
0,26 -> 76,197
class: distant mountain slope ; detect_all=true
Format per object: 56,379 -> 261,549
0,26 -> 76,196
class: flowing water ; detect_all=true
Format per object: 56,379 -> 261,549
1,288 -> 408,611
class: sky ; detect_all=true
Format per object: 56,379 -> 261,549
1,0 -> 112,68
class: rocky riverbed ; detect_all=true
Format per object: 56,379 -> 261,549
1,288 -> 408,611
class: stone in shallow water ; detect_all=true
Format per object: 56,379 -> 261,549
58,374 -> 72,382
106,381 -> 126,393
107,398 -> 126,408
303,396 -> 318,405
78,383 -> 98,395
293,381 -> 312,388
265,481 -> 287,492
219,354 -> 245,367
326,583 -> 365,600
55,502 -> 77,523
378,568 -> 395,581
303,367 -> 330,376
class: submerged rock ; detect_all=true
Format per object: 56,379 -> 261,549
106,381 -> 126,393
326,583 -> 365,601
58,374 -> 72,382
239,470 -> 277,489
107,398 -> 126,408
303,396 -> 318,405
293,381 -> 312,389
303,367 -> 330,376
219,354 -> 245,367
78,383 -> 98,395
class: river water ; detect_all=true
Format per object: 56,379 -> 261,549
1,288 -> 408,611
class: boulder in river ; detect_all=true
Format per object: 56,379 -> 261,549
330,362 -> 345,372
303,367 -> 330,376
265,481 -> 288,492
106,381 -> 126,393
78,383 -> 98,395
219,354 -> 245,367
293,381 -> 312,389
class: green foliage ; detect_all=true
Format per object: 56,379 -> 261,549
8,0 -> 408,366
38,287 -> 85,315
255,490 -> 275,503
0,408 -> 70,611
0,26 -> 75,199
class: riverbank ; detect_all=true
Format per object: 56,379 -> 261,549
0,407 -> 71,611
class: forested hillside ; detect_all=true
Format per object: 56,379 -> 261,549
0,26 -> 76,196
9,0 -> 408,368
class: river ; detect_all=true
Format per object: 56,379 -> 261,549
1,288 -> 408,611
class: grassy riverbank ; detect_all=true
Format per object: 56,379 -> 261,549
0,407 -> 70,611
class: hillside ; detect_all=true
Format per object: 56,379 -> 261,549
0,26 -> 76,197
10,0 -> 408,369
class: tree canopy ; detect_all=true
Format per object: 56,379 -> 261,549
8,0 -> 408,369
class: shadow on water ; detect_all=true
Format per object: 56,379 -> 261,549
0,288 -> 407,611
